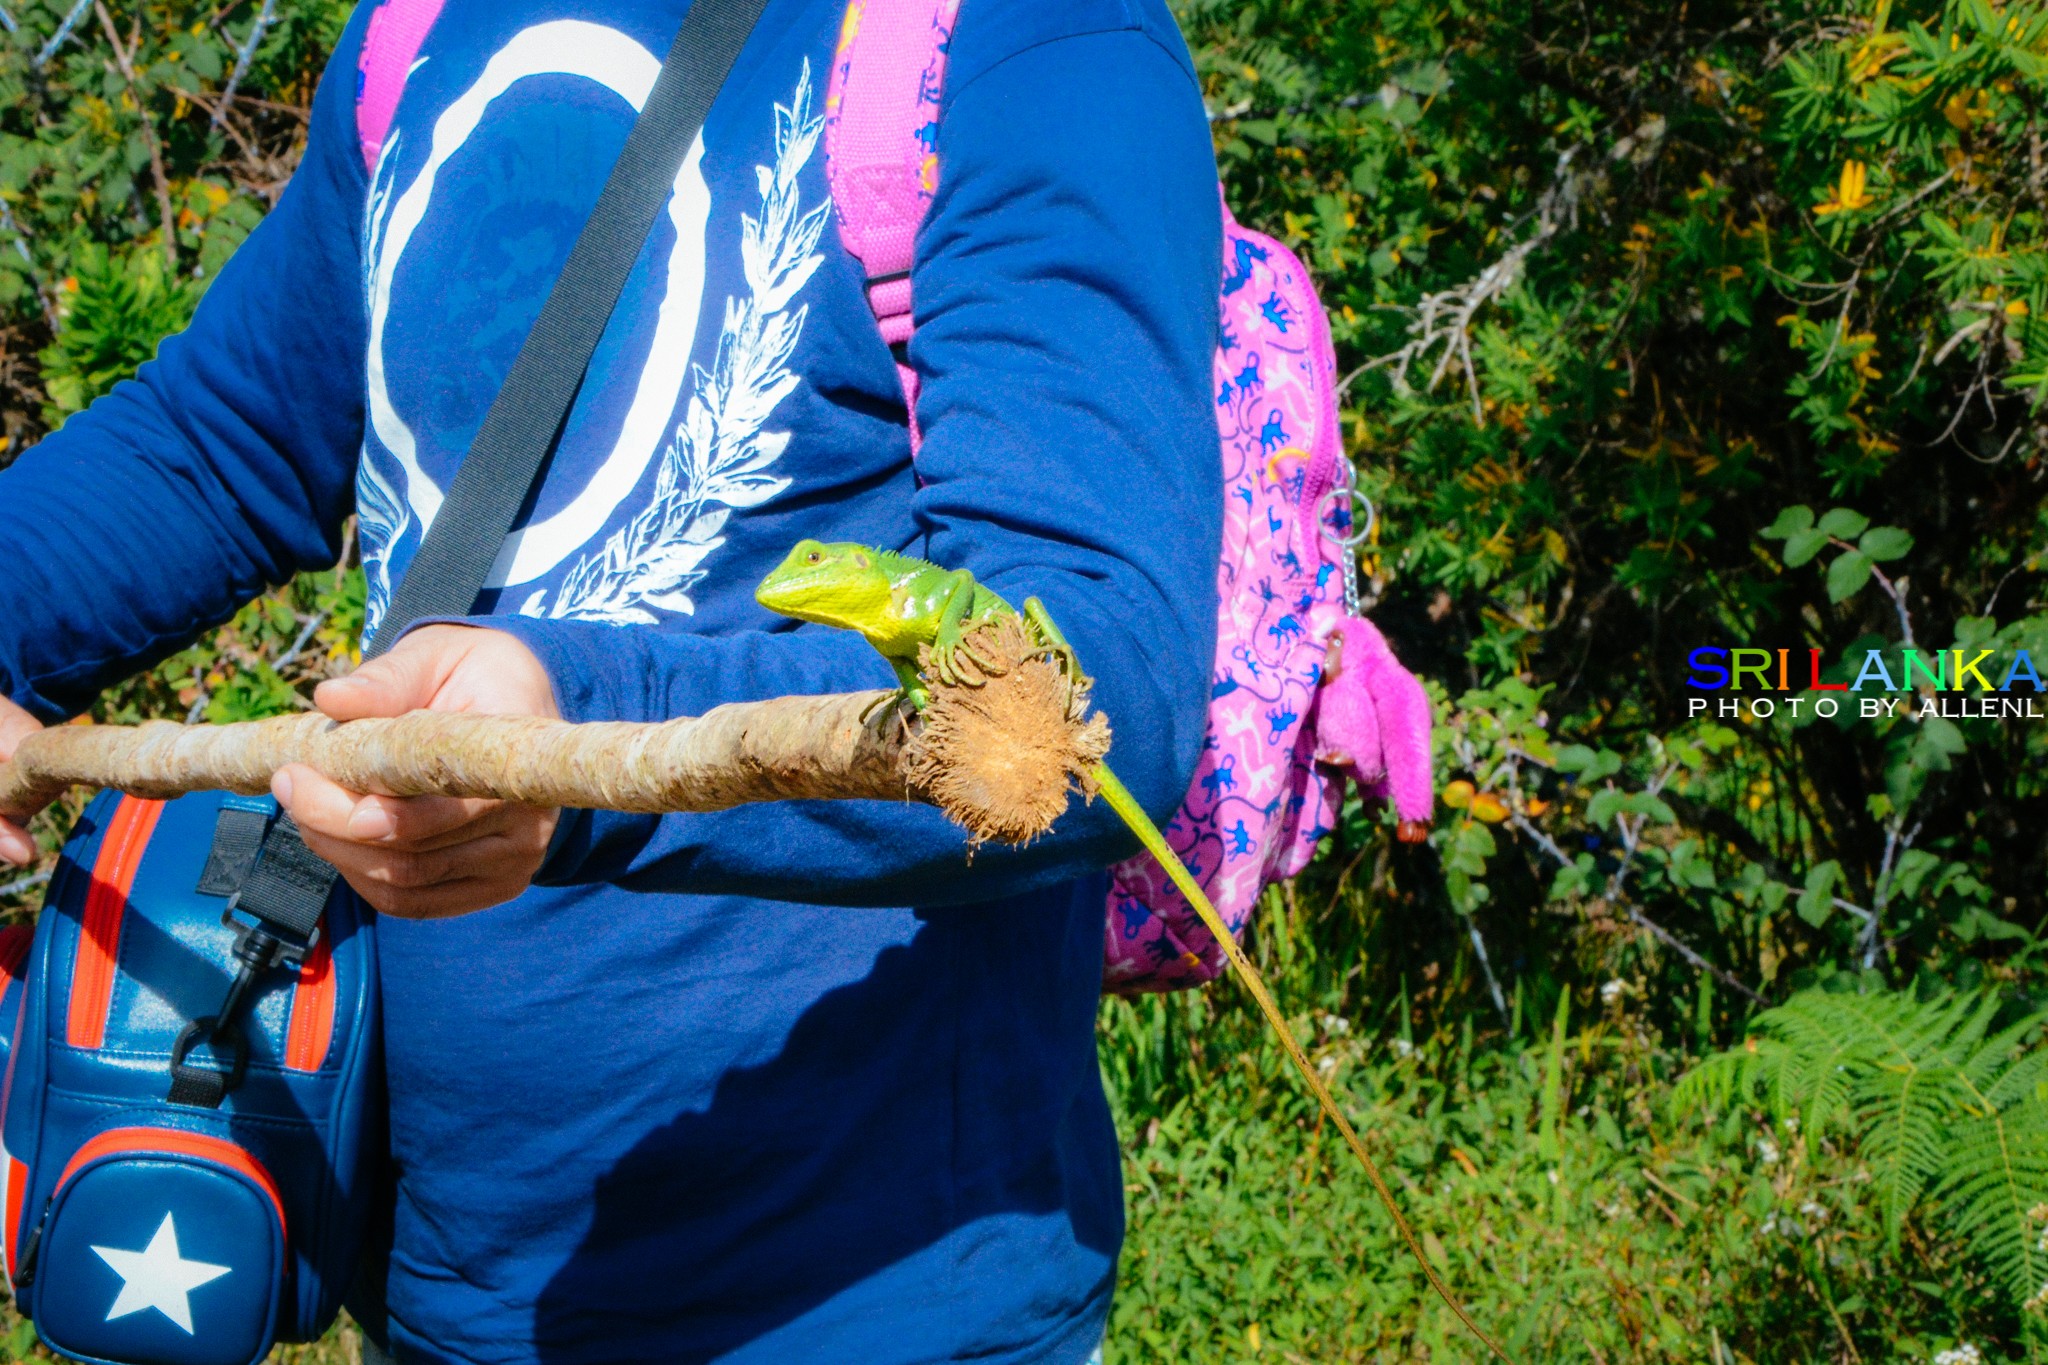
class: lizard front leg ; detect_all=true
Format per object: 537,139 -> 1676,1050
929,570 -> 1001,686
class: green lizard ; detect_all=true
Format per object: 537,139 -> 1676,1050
756,539 -> 1511,1364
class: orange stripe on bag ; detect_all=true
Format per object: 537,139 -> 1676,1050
3,1157 -> 25,1280
284,931 -> 335,1072
58,1128 -> 285,1233
66,798 -> 164,1049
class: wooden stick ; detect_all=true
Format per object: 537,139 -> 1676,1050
0,692 -> 918,819
0,624 -> 1113,850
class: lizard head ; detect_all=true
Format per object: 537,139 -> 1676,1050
755,540 -> 895,632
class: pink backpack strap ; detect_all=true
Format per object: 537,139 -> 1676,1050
355,0 -> 446,173
824,0 -> 962,445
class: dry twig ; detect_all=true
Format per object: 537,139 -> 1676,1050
1353,147 -> 1589,424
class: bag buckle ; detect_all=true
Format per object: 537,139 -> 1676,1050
167,813 -> 336,1108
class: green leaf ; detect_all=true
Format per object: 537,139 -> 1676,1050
1827,550 -> 1874,603
1762,505 -> 1814,539
1817,507 -> 1871,539
1921,715 -> 1967,756
1551,743 -> 1597,772
1858,526 -> 1914,561
1796,860 -> 1841,926
1622,792 -> 1676,824
1783,528 -> 1830,567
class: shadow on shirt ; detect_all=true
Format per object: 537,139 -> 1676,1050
529,877 -> 1122,1362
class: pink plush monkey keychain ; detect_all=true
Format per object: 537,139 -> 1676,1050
1316,616 -> 1433,842
1313,475 -> 1434,843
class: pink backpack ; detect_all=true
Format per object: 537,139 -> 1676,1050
354,0 -> 1436,994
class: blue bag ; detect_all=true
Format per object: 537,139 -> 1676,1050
0,790 -> 380,1365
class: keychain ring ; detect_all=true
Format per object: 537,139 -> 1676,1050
1316,484 -> 1377,549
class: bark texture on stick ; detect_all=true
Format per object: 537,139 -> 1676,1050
0,628 -> 1111,847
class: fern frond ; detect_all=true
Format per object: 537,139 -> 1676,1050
1963,1007 -> 2048,1109
1670,1045 -> 1761,1117
1681,985 -> 2048,1323
1937,1097 -> 2048,1311
1855,1059 -> 1963,1250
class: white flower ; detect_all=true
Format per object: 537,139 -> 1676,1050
1390,1037 -> 1417,1060
1798,1200 -> 1828,1225
1600,978 -> 1626,1004
1934,1345 -> 1984,1365
1755,1136 -> 1780,1167
1546,1169 -> 1560,1186
1760,1209 -> 1808,1238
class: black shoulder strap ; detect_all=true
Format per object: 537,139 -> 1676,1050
371,0 -> 775,651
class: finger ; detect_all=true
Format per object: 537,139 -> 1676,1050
274,765 -> 503,851
340,792 -> 508,849
295,830 -> 470,892
314,632 -> 462,723
0,818 -> 34,868
385,803 -> 557,856
299,827 -> 540,913
297,818 -> 552,891
273,764 -> 373,844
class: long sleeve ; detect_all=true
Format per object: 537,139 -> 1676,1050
502,20 -> 1224,907
0,8 -> 372,722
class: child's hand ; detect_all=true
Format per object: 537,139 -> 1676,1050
274,624 -> 562,919
0,695 -> 43,866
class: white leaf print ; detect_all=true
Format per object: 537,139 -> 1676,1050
533,61 -> 823,624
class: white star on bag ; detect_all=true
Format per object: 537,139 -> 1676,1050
90,1212 -> 231,1333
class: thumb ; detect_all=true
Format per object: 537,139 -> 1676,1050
315,631 -> 461,722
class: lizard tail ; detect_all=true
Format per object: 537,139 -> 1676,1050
1091,762 -> 1516,1365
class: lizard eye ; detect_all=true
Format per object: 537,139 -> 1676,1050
806,551 -> 822,564
854,553 -> 870,568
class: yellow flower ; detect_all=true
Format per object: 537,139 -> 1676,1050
1848,32 -> 1905,84
1814,160 -> 1876,216
1944,88 -> 1994,131
1469,792 -> 1511,824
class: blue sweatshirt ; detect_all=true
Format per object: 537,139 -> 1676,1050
0,1 -> 1222,1360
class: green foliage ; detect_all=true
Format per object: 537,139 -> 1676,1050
1679,987 -> 2048,1333
1173,0 -> 2048,1016
0,0 -> 353,454
35,243 -> 195,420
1104,911 -> 2018,1361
